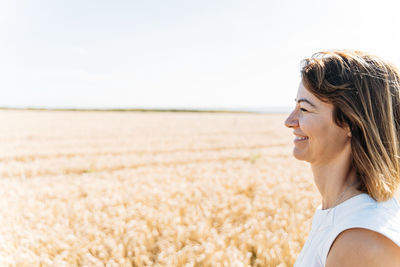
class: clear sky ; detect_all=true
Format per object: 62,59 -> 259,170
1,0 -> 400,111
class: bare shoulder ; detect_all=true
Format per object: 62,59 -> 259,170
326,228 -> 400,267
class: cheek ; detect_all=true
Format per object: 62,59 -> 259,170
298,117 -> 315,136
299,117 -> 333,145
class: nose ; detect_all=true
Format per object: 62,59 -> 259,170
284,109 -> 299,128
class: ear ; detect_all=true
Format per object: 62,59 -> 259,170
343,124 -> 351,137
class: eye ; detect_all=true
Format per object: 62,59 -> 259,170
300,107 -> 308,112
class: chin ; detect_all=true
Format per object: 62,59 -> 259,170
293,148 -> 309,162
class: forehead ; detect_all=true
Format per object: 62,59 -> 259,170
296,82 -> 320,103
296,82 -> 336,114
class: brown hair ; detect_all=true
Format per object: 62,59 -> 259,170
301,50 -> 400,201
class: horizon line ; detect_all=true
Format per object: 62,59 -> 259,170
0,106 -> 291,114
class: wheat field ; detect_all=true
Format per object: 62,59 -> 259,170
0,110 -> 319,267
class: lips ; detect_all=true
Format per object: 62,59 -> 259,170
293,133 -> 309,142
294,136 -> 309,141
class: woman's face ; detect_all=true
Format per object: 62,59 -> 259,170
284,82 -> 351,165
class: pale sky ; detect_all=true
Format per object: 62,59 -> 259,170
1,0 -> 400,111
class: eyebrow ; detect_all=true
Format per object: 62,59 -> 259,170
295,98 -> 316,108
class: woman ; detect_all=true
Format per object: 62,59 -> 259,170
285,50 -> 400,266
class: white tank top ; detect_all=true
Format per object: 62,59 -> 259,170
294,193 -> 400,267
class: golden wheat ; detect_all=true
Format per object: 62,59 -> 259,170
0,110 -> 318,267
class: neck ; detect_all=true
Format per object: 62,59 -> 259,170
311,154 -> 361,210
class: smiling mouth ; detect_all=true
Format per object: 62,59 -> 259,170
294,136 -> 309,141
